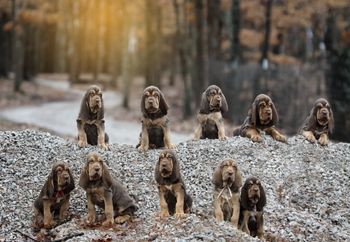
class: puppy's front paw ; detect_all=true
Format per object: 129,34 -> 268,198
160,210 -> 170,218
138,145 -> 148,152
319,136 -> 329,146
275,134 -> 287,143
166,143 -> 176,149
115,215 -> 130,224
251,134 -> 262,142
102,218 -> 114,227
86,214 -> 96,225
78,140 -> 87,148
175,212 -> 186,219
43,218 -> 56,229
98,143 -> 109,150
219,135 -> 227,141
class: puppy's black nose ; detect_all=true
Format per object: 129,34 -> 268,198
228,171 -> 234,175
322,110 -> 328,115
64,174 -> 70,180
253,187 -> 259,192
95,167 -> 100,172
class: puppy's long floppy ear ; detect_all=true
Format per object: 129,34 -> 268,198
199,91 -> 210,114
78,162 -> 90,190
102,162 -> 113,188
212,165 -> 223,188
233,166 -> 242,190
271,101 -> 279,125
328,106 -> 334,133
169,153 -> 180,183
303,105 -> 317,131
249,99 -> 258,127
45,170 -> 56,198
78,91 -> 91,120
159,90 -> 169,115
256,183 -> 267,211
239,180 -> 249,209
65,168 -> 75,193
97,96 -> 105,120
140,92 -> 147,116
154,157 -> 162,184
220,91 -> 228,113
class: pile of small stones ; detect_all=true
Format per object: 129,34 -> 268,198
0,130 -> 349,241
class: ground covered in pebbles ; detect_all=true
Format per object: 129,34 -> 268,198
0,130 -> 349,241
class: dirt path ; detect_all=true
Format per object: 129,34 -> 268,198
0,79 -> 190,145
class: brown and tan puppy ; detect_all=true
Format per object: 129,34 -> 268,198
136,86 -> 174,152
300,98 -> 334,146
212,159 -> 242,228
154,150 -> 192,218
193,85 -> 228,140
79,153 -> 137,226
77,85 -> 109,150
33,162 -> 75,229
233,94 -> 286,142
239,177 -> 266,240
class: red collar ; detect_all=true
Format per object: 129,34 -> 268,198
55,190 -> 65,198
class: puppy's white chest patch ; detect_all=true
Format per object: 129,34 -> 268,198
164,185 -> 173,191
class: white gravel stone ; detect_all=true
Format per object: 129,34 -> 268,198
0,130 -> 349,241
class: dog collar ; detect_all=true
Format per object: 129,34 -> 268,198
55,190 -> 65,198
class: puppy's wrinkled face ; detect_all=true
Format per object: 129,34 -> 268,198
144,89 -> 161,113
315,101 -> 331,126
87,153 -> 103,181
258,99 -> 273,125
221,159 -> 237,187
247,178 -> 261,204
55,164 -> 71,187
88,86 -> 103,114
159,152 -> 174,178
207,88 -> 223,111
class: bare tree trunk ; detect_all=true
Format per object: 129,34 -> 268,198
12,0 -> 24,92
96,0 -> 106,80
231,0 -> 241,63
144,0 -> 160,88
108,0 -> 121,88
69,0 -> 81,84
122,21 -> 133,109
260,0 -> 272,66
173,0 -> 192,118
193,0 -> 208,107
55,0 -> 67,73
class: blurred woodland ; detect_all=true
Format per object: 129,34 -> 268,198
0,0 -> 350,141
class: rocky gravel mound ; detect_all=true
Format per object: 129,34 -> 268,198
0,130 -> 349,241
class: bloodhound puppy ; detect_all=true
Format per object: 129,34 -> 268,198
79,153 -> 137,226
212,159 -> 242,228
33,162 -> 75,229
193,85 -> 228,140
233,94 -> 286,143
239,177 -> 266,240
136,86 -> 174,152
154,150 -> 192,218
77,85 -> 109,150
300,98 -> 334,146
